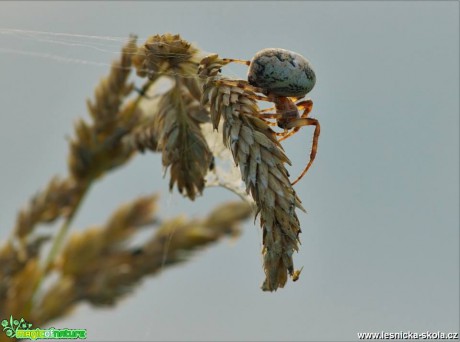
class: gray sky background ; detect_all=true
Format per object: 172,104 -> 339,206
0,1 -> 458,341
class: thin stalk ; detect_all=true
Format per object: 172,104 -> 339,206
26,181 -> 91,313
41,182 -> 90,273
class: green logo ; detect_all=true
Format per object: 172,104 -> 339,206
1,316 -> 86,340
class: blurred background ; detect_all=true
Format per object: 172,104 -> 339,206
0,1 -> 458,341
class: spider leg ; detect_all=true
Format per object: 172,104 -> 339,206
256,112 -> 279,125
285,116 -> 320,185
233,109 -> 278,126
296,100 -> 314,115
222,58 -> 251,66
275,129 -> 291,137
278,127 -> 299,141
259,112 -> 283,119
259,107 -> 276,113
251,94 -> 273,102
246,111 -> 278,125
214,79 -> 268,99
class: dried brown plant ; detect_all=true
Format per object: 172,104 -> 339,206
131,33 -> 212,200
0,34 -> 256,340
1,32 -> 313,341
29,197 -> 251,325
14,177 -> 82,239
69,35 -> 140,183
199,54 -> 305,291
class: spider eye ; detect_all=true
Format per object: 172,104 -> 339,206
248,48 -> 315,97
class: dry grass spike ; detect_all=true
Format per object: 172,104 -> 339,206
131,34 -> 212,200
199,54 -> 307,291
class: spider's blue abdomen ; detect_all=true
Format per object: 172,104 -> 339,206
248,48 -> 315,97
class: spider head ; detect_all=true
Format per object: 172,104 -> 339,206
269,95 -> 301,129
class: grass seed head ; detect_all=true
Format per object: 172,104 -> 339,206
200,55 -> 305,291
131,34 -> 212,200
68,36 -> 140,182
14,177 -> 83,239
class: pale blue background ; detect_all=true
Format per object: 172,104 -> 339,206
0,1 -> 458,341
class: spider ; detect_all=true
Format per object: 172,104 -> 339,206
221,48 -> 320,185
